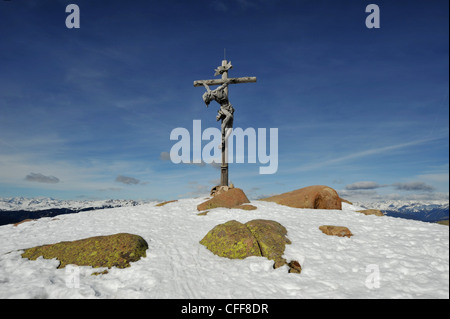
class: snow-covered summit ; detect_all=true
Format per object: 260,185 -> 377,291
0,198 -> 448,299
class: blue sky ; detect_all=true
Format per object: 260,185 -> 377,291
0,0 -> 448,202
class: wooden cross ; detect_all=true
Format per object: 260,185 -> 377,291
194,59 -> 256,187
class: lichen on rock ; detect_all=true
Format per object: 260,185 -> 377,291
21,233 -> 148,269
199,220 -> 261,259
200,219 -> 299,273
245,219 -> 291,267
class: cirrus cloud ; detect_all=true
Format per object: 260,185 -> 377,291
345,181 -> 385,190
25,173 -> 60,184
115,175 -> 140,185
392,182 -> 435,192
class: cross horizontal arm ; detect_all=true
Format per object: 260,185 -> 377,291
193,76 -> 257,87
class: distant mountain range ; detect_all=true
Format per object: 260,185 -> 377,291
0,197 -> 149,211
355,199 -> 449,223
0,197 -> 153,227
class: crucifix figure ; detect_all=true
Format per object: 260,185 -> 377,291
194,59 -> 256,187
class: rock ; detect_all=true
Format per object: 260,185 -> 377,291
356,209 -> 384,216
340,198 -> 353,205
273,259 -> 288,269
199,220 -> 261,259
200,219 -> 294,272
245,219 -> 291,266
210,184 -> 235,196
233,204 -> 257,211
210,185 -> 229,196
156,200 -> 178,207
260,185 -> 342,210
21,233 -> 148,269
197,188 -> 250,211
288,260 -> 302,274
14,219 -> 34,227
319,225 -> 353,238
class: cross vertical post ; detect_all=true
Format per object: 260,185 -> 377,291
220,60 -> 229,187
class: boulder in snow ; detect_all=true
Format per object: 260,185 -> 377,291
21,233 -> 148,269
288,260 -> 302,274
197,188 -> 250,211
155,200 -> 178,207
200,219 -> 298,272
13,219 -> 35,227
260,185 -> 342,210
319,225 -> 353,238
356,209 -> 384,216
200,220 -> 261,259
245,219 -> 291,267
234,204 -> 257,211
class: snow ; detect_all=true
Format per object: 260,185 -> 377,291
0,197 -> 148,211
353,199 -> 449,222
0,197 -> 448,299
354,199 -> 449,213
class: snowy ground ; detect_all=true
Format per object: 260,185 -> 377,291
0,198 -> 448,299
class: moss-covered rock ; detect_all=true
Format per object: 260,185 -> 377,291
200,219 -> 297,272
437,220 -> 449,226
199,220 -> 261,259
21,233 -> 148,269
245,219 -> 291,267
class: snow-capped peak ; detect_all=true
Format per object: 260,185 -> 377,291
0,197 -> 150,211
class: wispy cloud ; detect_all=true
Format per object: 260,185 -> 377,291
345,181 -> 386,190
179,181 -> 211,198
289,136 -> 445,173
115,175 -> 140,185
338,188 -> 449,202
345,180 -> 436,194
392,181 -> 435,192
25,173 -> 60,184
417,173 -> 449,183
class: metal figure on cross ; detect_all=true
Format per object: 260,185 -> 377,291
201,79 -> 234,147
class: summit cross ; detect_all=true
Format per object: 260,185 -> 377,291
194,59 -> 256,187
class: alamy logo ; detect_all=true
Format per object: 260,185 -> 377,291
365,4 -> 380,29
65,265 -> 80,288
169,120 -> 278,174
65,4 -> 80,29
365,264 -> 381,289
